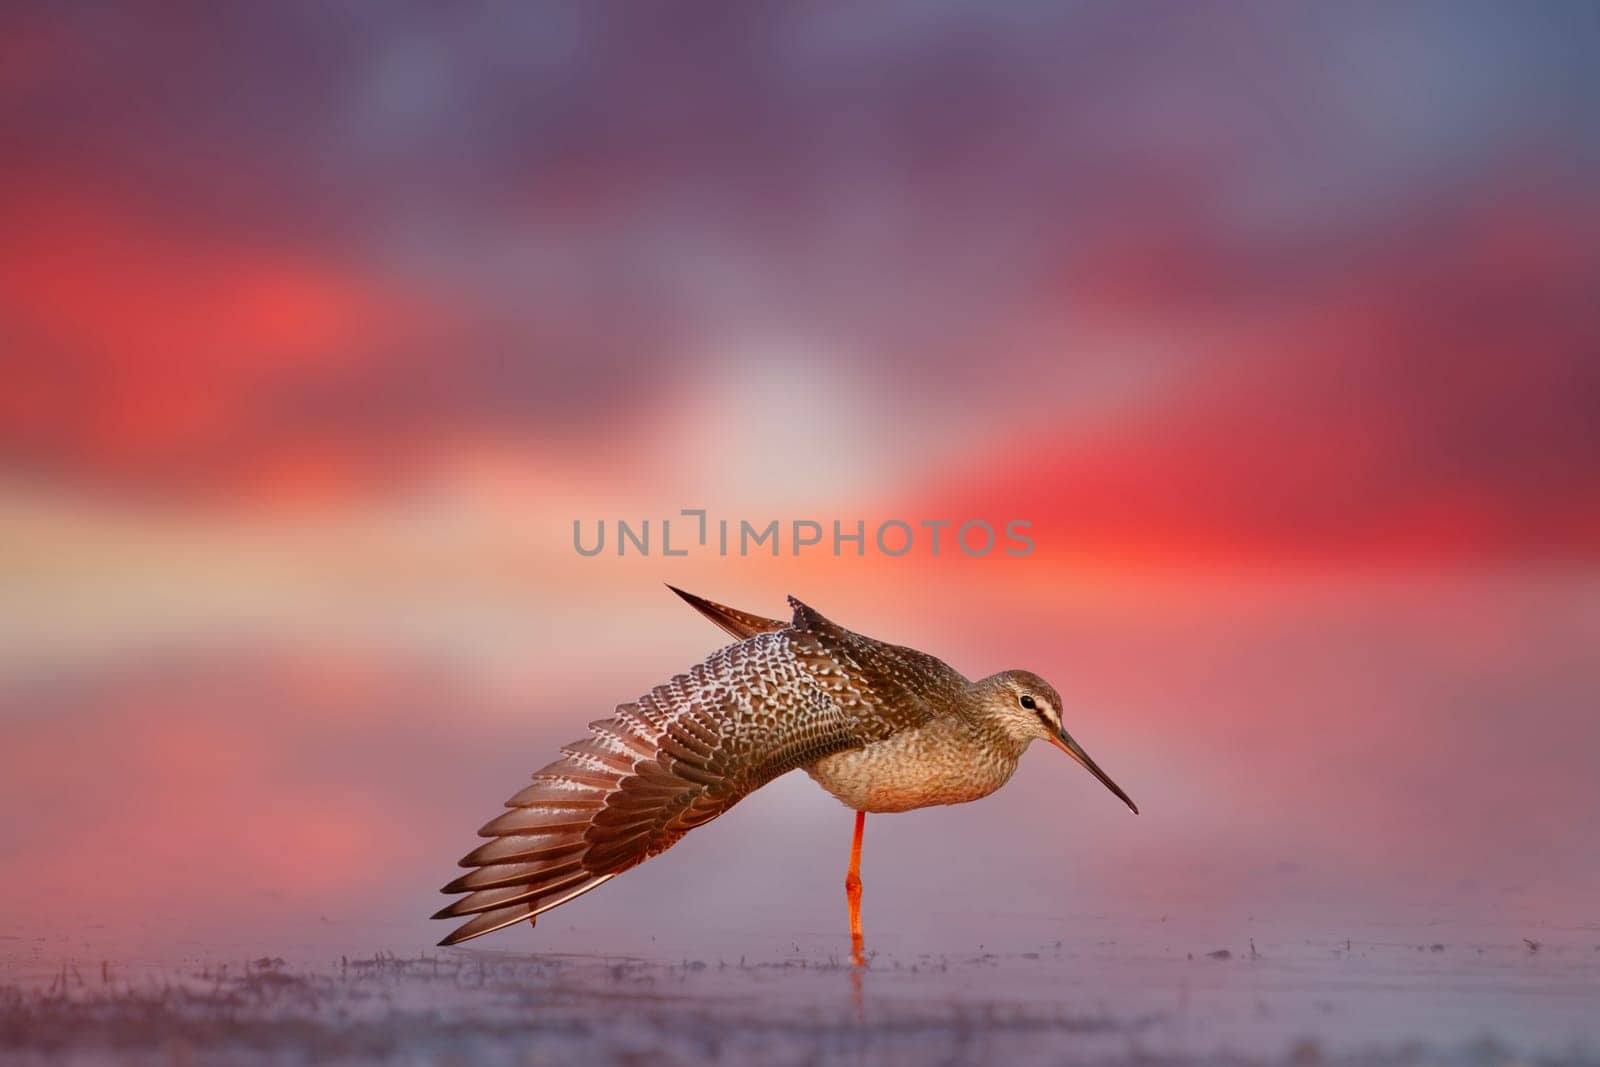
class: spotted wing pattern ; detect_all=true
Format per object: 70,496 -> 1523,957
438,625 -> 841,941
783,597 -> 965,742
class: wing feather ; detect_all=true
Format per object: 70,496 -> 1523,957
435,628 -> 863,945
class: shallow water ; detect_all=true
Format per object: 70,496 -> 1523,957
4,569 -> 1597,1063
5,916 -> 1598,1065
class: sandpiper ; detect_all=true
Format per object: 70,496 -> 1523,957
434,587 -> 1138,960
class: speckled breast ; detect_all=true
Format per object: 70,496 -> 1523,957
804,717 -> 1022,814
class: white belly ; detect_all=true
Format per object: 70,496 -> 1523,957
805,722 -> 1020,814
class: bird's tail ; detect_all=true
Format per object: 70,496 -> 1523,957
665,585 -> 786,641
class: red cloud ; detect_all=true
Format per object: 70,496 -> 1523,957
926,180 -> 1600,565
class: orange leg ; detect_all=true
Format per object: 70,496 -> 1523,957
845,810 -> 866,966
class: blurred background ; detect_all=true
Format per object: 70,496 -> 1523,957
2,2 -> 1597,959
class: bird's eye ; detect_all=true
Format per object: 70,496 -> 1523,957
1020,695 -> 1037,710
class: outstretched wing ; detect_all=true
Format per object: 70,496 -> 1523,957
434,628 -> 863,945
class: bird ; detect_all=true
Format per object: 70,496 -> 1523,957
432,586 -> 1139,958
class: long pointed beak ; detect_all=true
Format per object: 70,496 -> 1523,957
1048,732 -> 1139,814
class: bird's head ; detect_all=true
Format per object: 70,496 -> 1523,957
976,670 -> 1139,814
